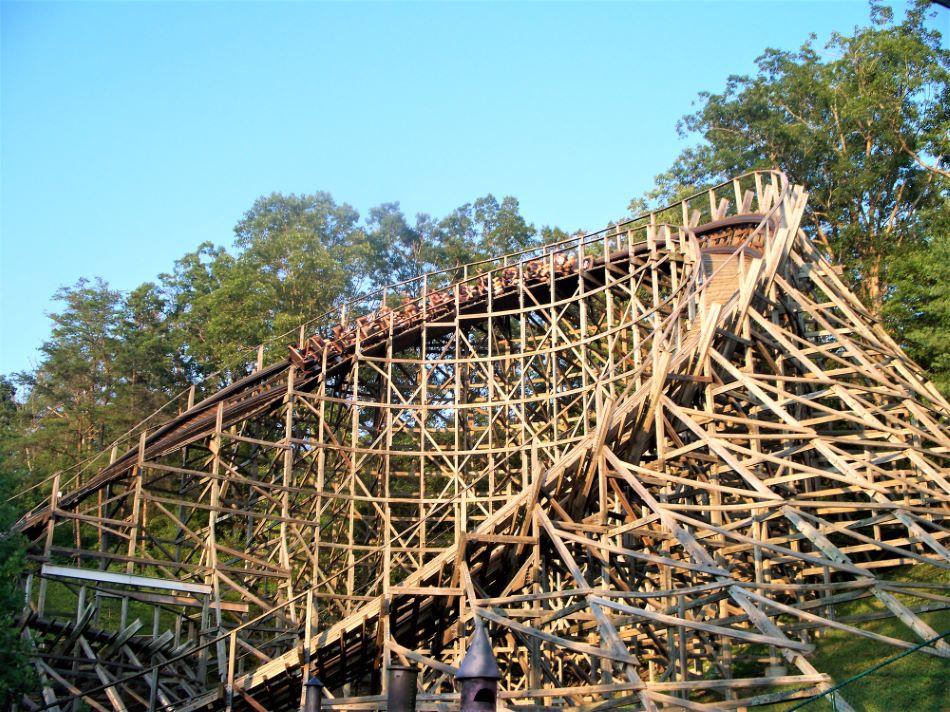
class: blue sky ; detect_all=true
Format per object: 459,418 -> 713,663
1,0 -> 942,376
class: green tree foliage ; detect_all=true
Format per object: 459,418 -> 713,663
232,192 -> 369,336
160,242 -> 232,383
9,278 -> 188,494
367,195 -> 544,290
435,195 -> 537,270
365,203 -> 439,289
632,0 -> 950,391
884,214 -> 950,396
114,283 -> 186,419
0,527 -> 32,708
0,377 -> 36,706
2,190 -> 552,502
156,193 -> 375,380
15,278 -> 125,475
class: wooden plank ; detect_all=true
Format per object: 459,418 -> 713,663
42,563 -> 211,595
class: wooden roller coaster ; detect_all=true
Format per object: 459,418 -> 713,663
11,171 -> 950,711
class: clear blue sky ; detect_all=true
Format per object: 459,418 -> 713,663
1,0 -> 941,376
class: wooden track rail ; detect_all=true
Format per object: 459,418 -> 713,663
13,171 -> 950,711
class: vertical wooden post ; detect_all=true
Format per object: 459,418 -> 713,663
224,629 -> 237,712
282,366 -> 296,616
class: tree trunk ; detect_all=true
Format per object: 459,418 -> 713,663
863,256 -> 885,319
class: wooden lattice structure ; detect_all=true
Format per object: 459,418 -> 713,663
12,171 -> 950,711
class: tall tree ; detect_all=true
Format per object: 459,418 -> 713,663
159,193 -> 371,376
365,203 -> 436,289
436,195 -> 538,272
229,192 -> 369,359
16,278 -> 124,475
113,282 -> 188,423
883,207 -> 950,395
160,241 -> 232,383
367,196 -> 547,291
10,277 -> 185,491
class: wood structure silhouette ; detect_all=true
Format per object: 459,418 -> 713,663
12,171 -> 950,711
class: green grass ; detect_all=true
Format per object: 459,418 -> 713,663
760,563 -> 950,712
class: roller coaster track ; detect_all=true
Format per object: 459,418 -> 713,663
14,171 -> 950,712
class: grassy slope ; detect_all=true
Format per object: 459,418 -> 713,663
764,563 -> 950,711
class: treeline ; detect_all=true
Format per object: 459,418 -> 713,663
0,194 -> 569,512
